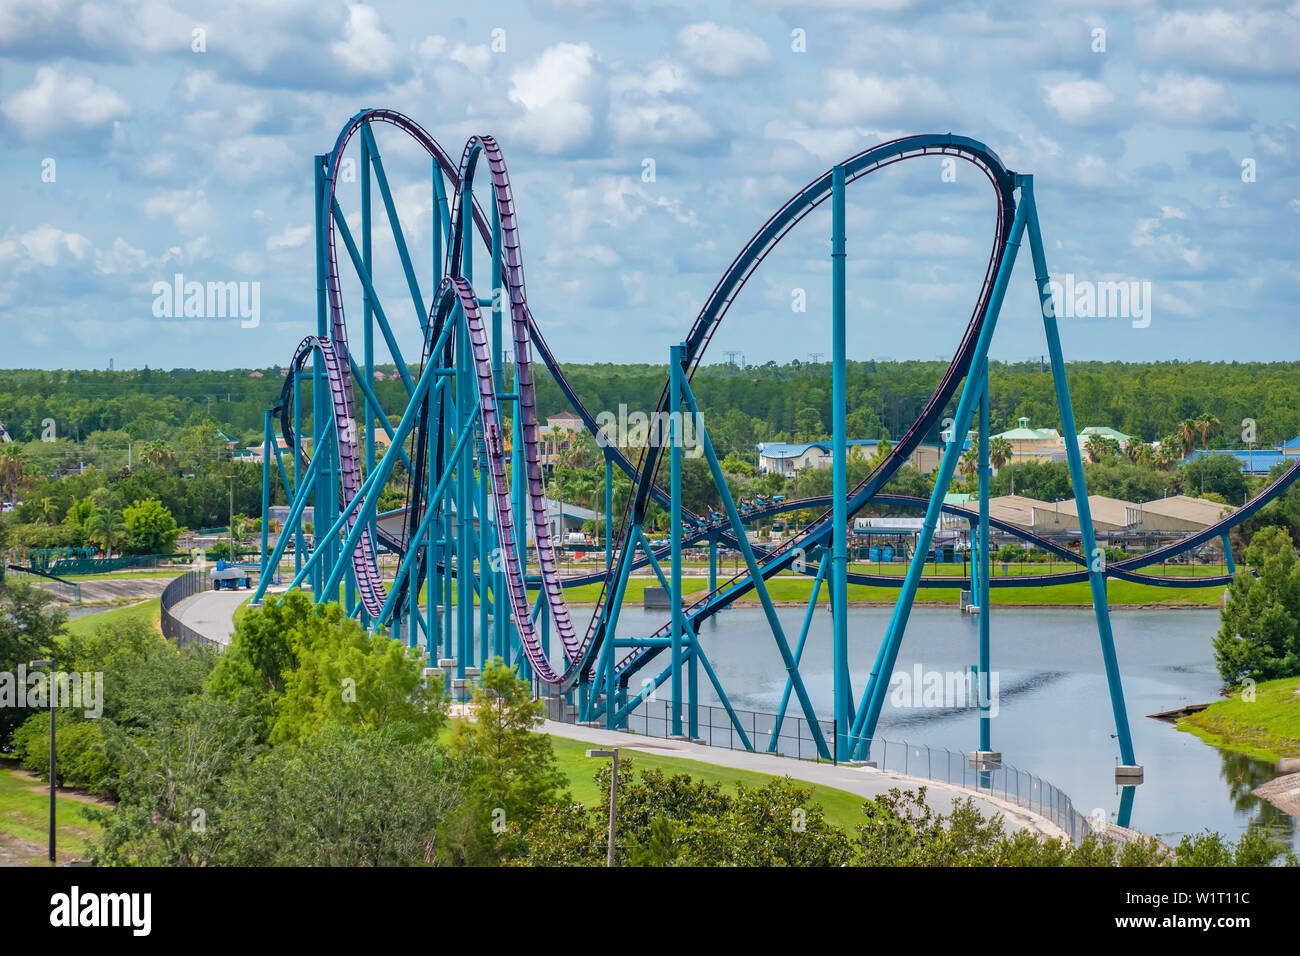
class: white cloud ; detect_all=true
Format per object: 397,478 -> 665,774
1042,80 -> 1115,125
1,65 -> 128,139
331,3 -> 400,77
266,224 -> 312,252
1136,74 -> 1240,127
811,71 -> 948,124
1144,10 -> 1300,77
0,225 -> 92,270
676,22 -> 770,77
143,188 -> 214,233
508,43 -> 602,154
94,237 -> 153,275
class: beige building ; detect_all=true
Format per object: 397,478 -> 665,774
1127,495 -> 1235,532
994,417 -> 1065,465
1031,495 -> 1134,533
947,494 -> 1051,530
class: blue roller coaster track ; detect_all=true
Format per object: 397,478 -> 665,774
256,109 -> 1299,805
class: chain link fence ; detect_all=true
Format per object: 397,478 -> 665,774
555,694 -> 1093,843
161,570 -> 219,649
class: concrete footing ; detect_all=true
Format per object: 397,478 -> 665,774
1115,765 -> 1144,783
968,751 -> 1002,771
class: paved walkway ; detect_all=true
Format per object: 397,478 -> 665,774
540,719 -> 1071,840
169,589 -> 249,645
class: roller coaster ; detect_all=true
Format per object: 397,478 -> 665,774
253,108 -> 1300,786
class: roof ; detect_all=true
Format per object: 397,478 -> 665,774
1137,494 -> 1235,524
1182,448 -> 1285,474
994,417 -> 1061,443
547,411 -> 583,421
1080,426 -> 1131,442
955,494 -> 1051,527
757,440 -> 881,460
1278,436 -> 1300,449
1036,494 -> 1136,528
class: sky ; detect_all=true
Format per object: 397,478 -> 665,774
1,0 -> 1297,371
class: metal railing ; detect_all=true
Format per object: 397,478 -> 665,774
556,695 -> 1094,843
160,570 -> 218,649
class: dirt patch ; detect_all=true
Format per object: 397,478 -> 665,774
10,770 -> 113,808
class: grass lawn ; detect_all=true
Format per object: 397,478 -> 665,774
0,758 -> 102,864
1178,676 -> 1300,762
545,734 -> 867,832
66,598 -> 162,636
552,573 -> 1225,608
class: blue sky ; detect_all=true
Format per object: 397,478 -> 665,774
1,0 -> 1297,371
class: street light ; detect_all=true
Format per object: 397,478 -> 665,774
585,748 -> 620,866
225,474 -> 237,563
29,658 -> 55,864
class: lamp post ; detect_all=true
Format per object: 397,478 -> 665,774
586,748 -> 619,866
226,474 -> 236,562
29,658 -> 55,864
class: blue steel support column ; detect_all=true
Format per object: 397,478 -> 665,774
1222,533 -> 1235,574
490,200 -> 507,665
680,379 -> 829,758
312,154 -> 330,601
670,342 -> 684,737
456,302 -> 472,677
977,360 -> 992,753
770,556 -> 829,750
605,455 -> 613,573
260,409 -> 271,587
478,429 -> 490,669
511,366 -> 526,659
708,533 -> 717,593
430,161 -> 447,660
292,371 -> 304,576
361,128 -> 374,630
1023,176 -> 1136,769
850,191 -> 1031,759
830,163 -> 849,761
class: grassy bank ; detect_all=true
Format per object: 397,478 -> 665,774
0,759 -> 102,865
1178,677 -> 1300,763
549,574 -> 1226,608
65,597 -> 162,636
546,734 -> 866,831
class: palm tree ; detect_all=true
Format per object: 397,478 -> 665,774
1153,440 -> 1180,472
88,507 -> 128,558
958,446 -> 979,481
988,437 -> 1012,473
0,445 -> 27,508
1177,419 -> 1198,458
141,440 -> 178,470
1084,434 -> 1119,463
1195,414 -> 1221,451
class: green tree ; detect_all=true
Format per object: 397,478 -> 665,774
1214,525 -> 1300,684
122,496 -> 181,555
268,602 -> 445,745
444,658 -> 566,863
0,583 -> 67,749
219,725 -> 467,866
